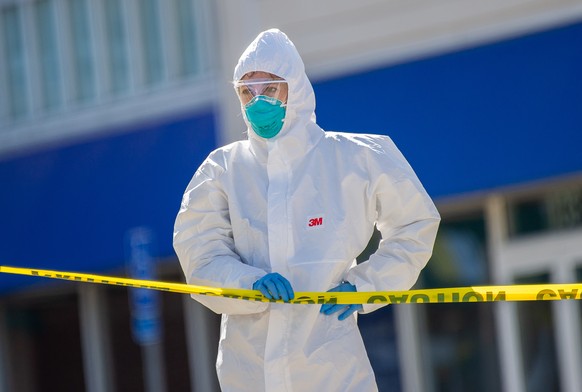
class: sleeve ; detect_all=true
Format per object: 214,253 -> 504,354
344,136 -> 441,313
173,154 -> 268,315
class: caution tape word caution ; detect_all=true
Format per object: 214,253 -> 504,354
2,265 -> 582,304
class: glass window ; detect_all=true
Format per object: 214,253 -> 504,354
508,198 -> 547,236
67,0 -> 96,103
2,6 -> 28,119
546,188 -> 582,229
508,186 -> 582,237
515,273 -> 560,392
174,0 -> 199,77
139,0 -> 164,86
103,0 -> 130,94
5,294 -> 85,391
106,285 -> 146,391
418,213 -> 502,392
35,0 -> 63,111
161,275 -> 192,391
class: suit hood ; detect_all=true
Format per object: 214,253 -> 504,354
234,29 -> 323,163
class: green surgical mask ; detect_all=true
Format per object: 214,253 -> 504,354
244,95 -> 286,139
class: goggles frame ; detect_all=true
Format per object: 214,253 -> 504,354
233,78 -> 288,106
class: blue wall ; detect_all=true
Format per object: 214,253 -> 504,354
0,109 -> 216,293
313,21 -> 582,197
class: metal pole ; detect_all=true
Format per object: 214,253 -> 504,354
79,284 -> 114,392
183,296 -> 220,392
142,342 -> 167,392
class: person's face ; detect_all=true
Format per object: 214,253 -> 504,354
235,71 -> 288,106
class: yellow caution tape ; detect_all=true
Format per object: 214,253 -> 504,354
2,265 -> 582,304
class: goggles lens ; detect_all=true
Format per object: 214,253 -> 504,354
234,78 -> 288,106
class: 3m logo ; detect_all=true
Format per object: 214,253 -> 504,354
308,217 -> 323,227
307,215 -> 324,229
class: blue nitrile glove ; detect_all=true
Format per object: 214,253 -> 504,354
320,281 -> 363,321
253,272 -> 295,301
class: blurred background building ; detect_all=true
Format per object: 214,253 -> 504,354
1,0 -> 582,391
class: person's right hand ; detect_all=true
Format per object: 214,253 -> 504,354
253,273 -> 295,301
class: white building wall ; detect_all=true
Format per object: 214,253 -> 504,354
2,0 -> 582,157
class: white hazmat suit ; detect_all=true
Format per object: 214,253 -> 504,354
174,29 -> 440,392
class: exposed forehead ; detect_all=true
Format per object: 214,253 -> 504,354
241,71 -> 284,81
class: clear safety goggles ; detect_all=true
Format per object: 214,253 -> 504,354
233,78 -> 288,106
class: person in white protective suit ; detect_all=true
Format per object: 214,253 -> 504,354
174,28 -> 440,392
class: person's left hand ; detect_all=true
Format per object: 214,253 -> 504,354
253,272 -> 295,301
320,281 -> 363,321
